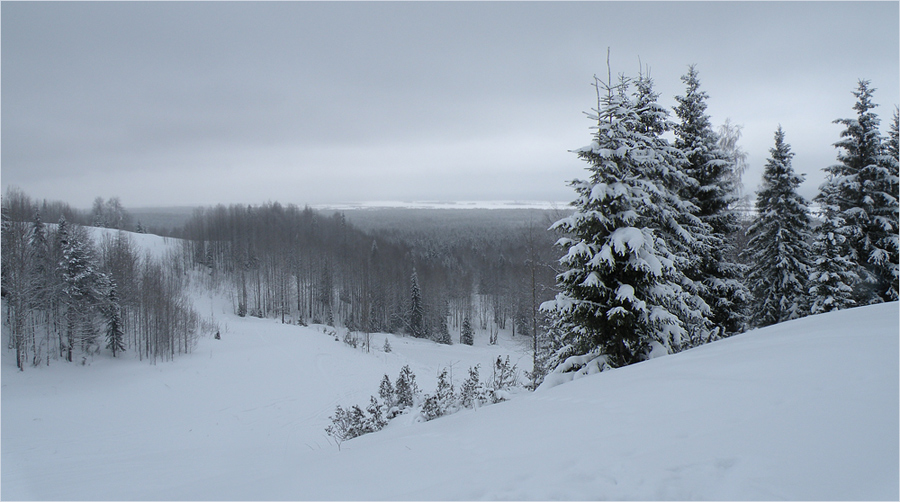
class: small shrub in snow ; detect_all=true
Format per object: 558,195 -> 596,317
378,375 -> 394,406
364,395 -> 388,431
342,331 -> 358,348
394,365 -> 419,410
486,356 -> 518,403
420,394 -> 443,421
435,368 -> 456,412
421,368 -> 457,421
383,338 -> 392,353
325,396 -> 388,449
459,364 -> 484,409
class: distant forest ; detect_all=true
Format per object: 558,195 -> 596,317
1,188 -> 564,370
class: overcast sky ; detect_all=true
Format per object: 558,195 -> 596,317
3,2 -> 898,209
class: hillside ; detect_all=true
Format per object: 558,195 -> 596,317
3,269 -> 897,500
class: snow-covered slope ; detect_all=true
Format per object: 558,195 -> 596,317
2,290 -> 897,499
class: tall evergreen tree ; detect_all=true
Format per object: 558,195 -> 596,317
744,127 -> 813,326
809,182 -> 859,315
543,74 -> 690,370
816,80 -> 898,303
394,365 -> 419,409
57,219 -> 103,361
633,68 -> 712,347
460,314 -> 474,345
105,282 -> 125,357
673,65 -> 749,336
408,269 -> 427,338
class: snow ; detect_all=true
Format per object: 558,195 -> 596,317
610,226 -> 646,254
86,226 -> 182,260
3,266 -> 898,499
312,200 -> 569,211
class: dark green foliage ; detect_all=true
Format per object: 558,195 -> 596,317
434,311 -> 452,345
545,74 -> 689,370
809,205 -> 859,314
364,395 -> 387,431
421,369 -> 456,422
378,374 -> 394,409
817,81 -> 898,303
420,394 -> 443,422
673,65 -> 749,337
105,282 -> 126,357
744,127 -> 813,326
458,364 -> 484,409
408,269 -> 427,338
460,314 -> 474,345
394,365 -> 419,409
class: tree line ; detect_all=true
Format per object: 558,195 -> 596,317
541,65 -> 898,384
178,202 -> 560,350
1,188 -> 208,370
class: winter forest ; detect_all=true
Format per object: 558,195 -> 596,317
5,67 -> 896,375
2,65 -> 898,499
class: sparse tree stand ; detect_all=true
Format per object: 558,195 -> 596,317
816,80 -> 898,304
743,127 -> 813,327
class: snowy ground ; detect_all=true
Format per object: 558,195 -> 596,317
2,280 -> 898,499
312,200 -> 569,211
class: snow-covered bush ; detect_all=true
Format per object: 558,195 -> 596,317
458,364 -> 486,409
485,356 -> 519,403
394,365 -> 420,410
421,368 -> 456,421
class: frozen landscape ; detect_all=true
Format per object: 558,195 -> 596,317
2,231 -> 897,500
3,3 -> 897,500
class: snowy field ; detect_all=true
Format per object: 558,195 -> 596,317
2,278 -> 898,499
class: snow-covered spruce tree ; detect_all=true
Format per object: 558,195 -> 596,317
809,181 -> 859,315
57,218 -> 105,362
408,269 -> 427,338
673,65 -> 749,336
458,364 -> 484,409
459,313 -> 474,345
394,365 -> 419,410
421,368 -> 456,421
542,74 -> 689,371
29,211 -> 51,310
104,281 -> 126,357
632,68 -> 712,348
364,395 -> 387,432
743,127 -> 813,327
816,80 -> 899,303
433,305 -> 452,345
889,107 -> 899,174
378,374 -> 395,407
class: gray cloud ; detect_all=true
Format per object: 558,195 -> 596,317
2,2 -> 897,208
